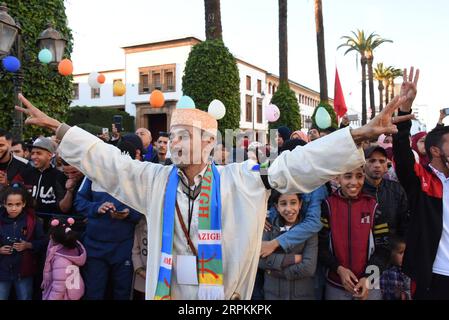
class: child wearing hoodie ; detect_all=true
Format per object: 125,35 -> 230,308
0,184 -> 45,300
41,217 -> 86,300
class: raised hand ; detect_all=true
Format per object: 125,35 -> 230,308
399,67 -> 420,112
351,96 -> 414,144
15,94 -> 61,132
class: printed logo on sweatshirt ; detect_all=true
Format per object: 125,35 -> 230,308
360,212 -> 371,224
31,186 -> 57,204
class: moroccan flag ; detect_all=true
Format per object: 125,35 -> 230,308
334,68 -> 347,118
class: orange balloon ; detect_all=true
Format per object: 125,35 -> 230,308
97,74 -> 106,84
58,59 -> 73,76
150,90 -> 165,108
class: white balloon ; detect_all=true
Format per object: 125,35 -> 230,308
208,99 -> 226,120
88,71 -> 101,89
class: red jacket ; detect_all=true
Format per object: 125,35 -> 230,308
319,190 -> 390,288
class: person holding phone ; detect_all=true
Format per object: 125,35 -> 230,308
73,139 -> 142,300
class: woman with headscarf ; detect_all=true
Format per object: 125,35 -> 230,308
411,132 -> 429,166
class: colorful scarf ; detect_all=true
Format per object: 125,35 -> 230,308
154,164 -> 224,300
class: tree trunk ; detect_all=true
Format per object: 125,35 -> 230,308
390,78 -> 395,100
378,80 -> 384,112
384,80 -> 390,105
367,57 -> 376,119
361,57 -> 367,125
315,0 -> 328,103
204,0 -> 223,40
278,0 -> 288,83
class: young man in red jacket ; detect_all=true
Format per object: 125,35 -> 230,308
319,167 -> 390,300
393,68 -> 449,300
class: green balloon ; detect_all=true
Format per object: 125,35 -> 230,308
315,107 -> 332,129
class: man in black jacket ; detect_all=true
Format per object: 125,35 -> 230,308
0,129 -> 29,192
393,67 -> 449,300
363,146 -> 410,237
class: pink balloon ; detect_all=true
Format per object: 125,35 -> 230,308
265,104 -> 280,122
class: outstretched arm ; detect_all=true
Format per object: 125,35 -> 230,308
268,96 -> 413,194
15,95 -> 163,214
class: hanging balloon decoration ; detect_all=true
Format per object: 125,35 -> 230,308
265,104 -> 280,122
88,71 -> 102,88
176,96 -> 195,109
2,56 -> 21,73
149,89 -> 165,108
38,49 -> 53,64
113,80 -> 126,96
57,59 -> 73,76
208,99 -> 226,120
315,106 -> 332,129
97,73 -> 106,84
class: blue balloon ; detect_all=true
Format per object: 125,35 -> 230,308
176,96 -> 195,109
38,49 -> 53,64
2,56 -> 21,73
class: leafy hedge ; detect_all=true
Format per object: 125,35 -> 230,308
182,40 -> 240,133
269,81 -> 301,131
67,106 -> 135,133
0,0 -> 73,138
311,101 -> 338,129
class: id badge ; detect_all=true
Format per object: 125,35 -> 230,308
176,255 -> 198,285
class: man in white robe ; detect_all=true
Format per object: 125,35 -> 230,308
16,92 -> 411,300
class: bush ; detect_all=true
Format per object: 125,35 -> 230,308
269,81 -> 301,131
311,102 -> 338,129
67,106 -> 135,132
182,40 -> 240,133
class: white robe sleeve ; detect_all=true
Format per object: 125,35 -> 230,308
58,126 -> 165,214
268,127 -> 365,194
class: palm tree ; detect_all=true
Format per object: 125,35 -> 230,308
390,68 -> 402,100
279,0 -> 288,82
315,0 -> 328,103
365,35 -> 392,118
204,0 -> 222,40
384,67 -> 401,104
374,63 -> 388,112
338,30 -> 392,123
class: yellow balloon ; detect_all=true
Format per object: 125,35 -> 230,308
113,81 -> 126,96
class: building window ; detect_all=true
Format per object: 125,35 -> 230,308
139,64 -> 176,94
91,87 -> 100,99
257,80 -> 262,94
139,73 -> 149,93
268,82 -> 272,94
256,98 -> 263,123
113,79 -> 123,97
73,83 -> 79,100
246,95 -> 252,122
246,76 -> 251,91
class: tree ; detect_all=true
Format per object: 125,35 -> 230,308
315,0 -> 328,103
338,30 -> 391,123
269,0 -> 301,131
374,63 -> 387,112
0,0 -> 73,138
204,0 -> 222,40
182,40 -> 240,134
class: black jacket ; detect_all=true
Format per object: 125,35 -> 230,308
393,110 -> 444,292
22,166 -> 67,215
0,154 -> 29,189
363,178 -> 410,237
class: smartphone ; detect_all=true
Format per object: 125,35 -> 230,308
113,115 -> 123,132
442,108 -> 449,116
347,114 -> 359,121
102,128 -> 109,135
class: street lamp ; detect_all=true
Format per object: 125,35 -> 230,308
0,3 -> 19,57
0,2 -> 67,140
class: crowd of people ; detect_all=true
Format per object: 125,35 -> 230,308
0,67 -> 447,300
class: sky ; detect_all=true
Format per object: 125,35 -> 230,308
65,0 -> 449,128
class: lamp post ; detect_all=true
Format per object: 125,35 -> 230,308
0,2 -> 67,140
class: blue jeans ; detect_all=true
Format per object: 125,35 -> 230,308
0,277 -> 33,300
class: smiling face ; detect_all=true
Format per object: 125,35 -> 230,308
31,148 -> 52,170
275,194 -> 302,226
337,167 -> 365,199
